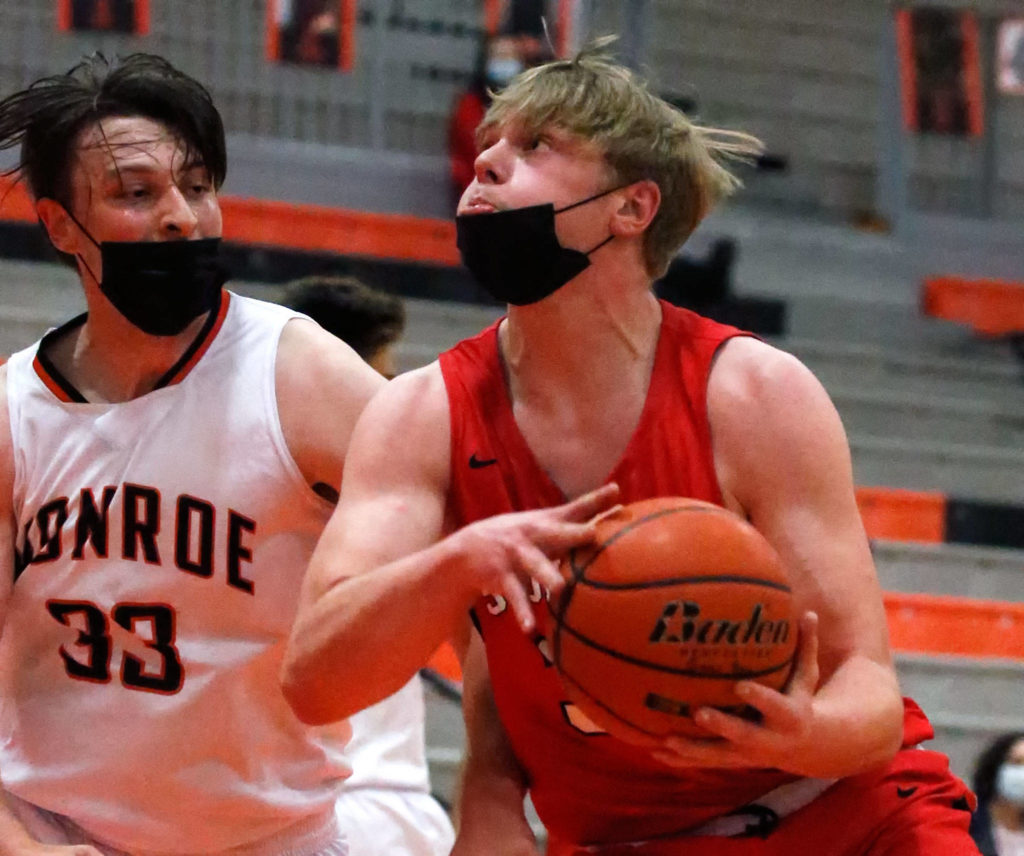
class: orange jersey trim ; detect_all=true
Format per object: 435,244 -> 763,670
157,291 -> 232,388
32,353 -> 77,403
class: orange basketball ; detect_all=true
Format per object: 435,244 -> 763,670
546,497 -> 797,742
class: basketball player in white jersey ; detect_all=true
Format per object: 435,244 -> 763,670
0,54 -> 382,855
281,276 -> 455,856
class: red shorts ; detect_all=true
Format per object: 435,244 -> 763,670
547,747 -> 979,856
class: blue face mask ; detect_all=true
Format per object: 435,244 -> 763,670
485,58 -> 524,89
998,764 -> 1024,806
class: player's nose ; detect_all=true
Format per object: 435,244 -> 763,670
159,186 -> 199,239
473,139 -> 511,186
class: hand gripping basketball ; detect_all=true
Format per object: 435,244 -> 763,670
544,497 -> 799,744
452,483 -> 621,633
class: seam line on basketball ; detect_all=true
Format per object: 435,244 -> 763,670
577,574 -> 792,593
573,506 -> 710,575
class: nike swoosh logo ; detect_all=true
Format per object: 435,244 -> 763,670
469,454 -> 498,469
896,786 -> 918,799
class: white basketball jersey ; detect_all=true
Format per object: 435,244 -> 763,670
344,675 -> 431,792
1,292 -> 349,853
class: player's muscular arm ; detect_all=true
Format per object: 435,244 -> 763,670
275,318 -> 386,498
657,338 -> 902,778
452,633 -> 539,856
281,366 -> 617,725
0,372 -> 101,856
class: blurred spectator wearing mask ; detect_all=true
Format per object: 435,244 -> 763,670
449,33 -> 551,208
449,35 -> 523,205
971,733 -> 1024,856
281,274 -> 454,856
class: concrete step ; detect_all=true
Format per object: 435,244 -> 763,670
852,435 -> 1024,503
831,384 -> 1024,449
786,338 -> 1023,405
876,541 -> 1024,601
785,298 -> 995,355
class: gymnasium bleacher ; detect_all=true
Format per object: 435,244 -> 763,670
1,0 -> 1023,844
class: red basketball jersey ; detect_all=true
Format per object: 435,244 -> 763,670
440,302 -> 800,845
441,302 -> 934,847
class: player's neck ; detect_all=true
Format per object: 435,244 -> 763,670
501,265 -> 660,398
53,307 -> 212,403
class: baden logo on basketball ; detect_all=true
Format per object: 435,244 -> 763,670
649,601 -> 791,646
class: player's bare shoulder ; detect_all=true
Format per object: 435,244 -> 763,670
344,360 -> 452,491
707,337 -> 850,510
273,317 -> 385,488
708,336 -> 837,426
276,316 -> 384,419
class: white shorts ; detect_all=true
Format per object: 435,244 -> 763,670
5,792 -> 347,856
335,788 -> 454,856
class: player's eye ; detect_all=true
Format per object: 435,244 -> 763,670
524,133 -> 550,152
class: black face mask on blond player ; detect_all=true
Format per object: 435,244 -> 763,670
455,186 -> 623,306
67,211 -> 229,337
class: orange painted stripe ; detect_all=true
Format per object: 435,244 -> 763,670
556,0 -> 575,58
32,354 -> 74,403
895,11 -> 918,133
136,0 -> 151,36
218,196 -> 459,265
483,0 -> 502,35
161,291 -> 232,387
923,275 -> 1024,336
0,178 -> 460,266
856,487 -> 946,544
886,592 -> 1024,659
265,0 -> 281,62
961,14 -> 984,138
56,0 -> 72,31
339,0 -> 356,72
0,178 -> 36,222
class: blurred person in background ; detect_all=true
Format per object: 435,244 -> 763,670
0,52 -> 382,854
971,733 -> 1024,856
282,275 -> 455,856
449,32 -> 552,209
283,276 -> 406,381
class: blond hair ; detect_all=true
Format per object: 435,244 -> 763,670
479,41 -> 763,278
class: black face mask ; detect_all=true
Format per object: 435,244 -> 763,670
94,238 -> 228,336
455,187 -> 620,306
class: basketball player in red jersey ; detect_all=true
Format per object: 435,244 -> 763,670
283,46 -> 980,855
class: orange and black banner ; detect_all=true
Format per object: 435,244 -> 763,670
265,0 -> 356,72
57,0 -> 150,34
895,7 -> 984,137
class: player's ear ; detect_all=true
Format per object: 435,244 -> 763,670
610,180 -> 660,238
36,198 -> 81,256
